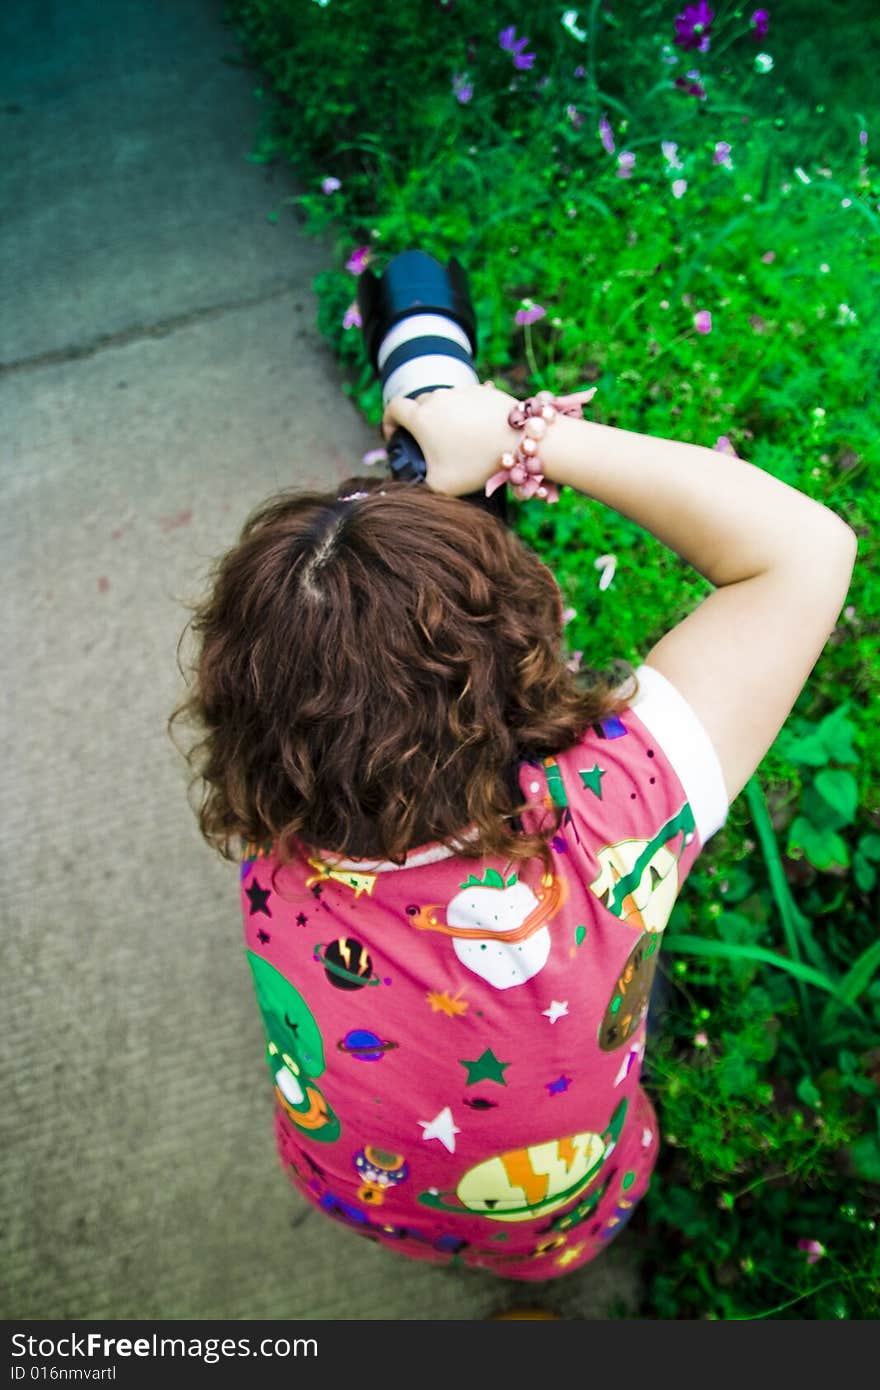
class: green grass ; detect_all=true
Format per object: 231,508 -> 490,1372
222,0 -> 880,1318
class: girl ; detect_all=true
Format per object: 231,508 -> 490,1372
168,380 -> 856,1284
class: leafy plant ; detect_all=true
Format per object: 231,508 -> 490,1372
223,0 -> 880,1319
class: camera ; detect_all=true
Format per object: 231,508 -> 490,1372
356,249 -> 508,524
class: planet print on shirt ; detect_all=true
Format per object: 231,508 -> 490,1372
245,951 -> 341,1142
599,932 -> 661,1051
418,1097 -> 627,1222
588,802 -> 696,933
337,1028 -> 399,1061
408,867 -> 569,990
315,936 -> 382,990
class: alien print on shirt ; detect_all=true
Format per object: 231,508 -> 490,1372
246,951 -> 340,1142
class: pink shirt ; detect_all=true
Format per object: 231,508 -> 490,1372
240,664 -> 728,1281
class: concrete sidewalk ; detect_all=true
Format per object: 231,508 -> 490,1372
1,0 -> 642,1320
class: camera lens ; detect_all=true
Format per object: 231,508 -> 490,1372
355,249 -> 506,521
357,251 -> 479,405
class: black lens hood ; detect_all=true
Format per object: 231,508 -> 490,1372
356,250 -> 478,372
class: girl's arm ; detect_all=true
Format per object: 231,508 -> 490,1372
542,416 -> 858,807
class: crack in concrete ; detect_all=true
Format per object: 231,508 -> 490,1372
0,282 -> 312,376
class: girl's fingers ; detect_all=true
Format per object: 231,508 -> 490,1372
381,396 -> 416,442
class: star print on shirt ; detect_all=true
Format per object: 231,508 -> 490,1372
257,929 -> 270,945
419,1107 -> 461,1153
579,763 -> 606,799
295,912 -> 308,927
546,1074 -> 572,1095
426,989 -> 469,1017
245,879 -> 272,916
542,1000 -> 569,1024
460,1048 -> 510,1087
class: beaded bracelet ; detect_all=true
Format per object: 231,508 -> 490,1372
484,386 -> 598,504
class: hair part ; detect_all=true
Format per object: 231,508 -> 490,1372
167,476 -> 639,886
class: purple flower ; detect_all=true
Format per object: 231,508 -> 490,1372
345,245 -> 371,275
714,436 -> 738,456
694,309 -> 712,333
499,25 -> 536,70
567,104 -> 585,129
797,1239 -> 826,1265
674,3 -> 715,53
713,140 -> 733,167
751,8 -> 769,38
343,301 -> 362,330
599,114 -> 615,153
674,71 -> 707,99
515,302 -> 546,326
452,72 -> 473,103
617,151 -> 636,179
321,176 -> 341,194
663,140 -> 684,168
672,178 -> 688,198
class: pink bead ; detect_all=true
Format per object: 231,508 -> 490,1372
521,437 -> 538,455
501,451 -> 516,469
510,464 -> 527,485
541,405 -> 557,423
525,416 -> 547,440
535,390 -> 554,406
537,485 -> 548,498
525,456 -> 543,474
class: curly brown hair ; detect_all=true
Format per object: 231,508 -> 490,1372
166,474 -> 639,884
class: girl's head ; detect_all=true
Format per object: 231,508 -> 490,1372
167,475 -> 638,881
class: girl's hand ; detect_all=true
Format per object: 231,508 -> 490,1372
380,381 -> 524,499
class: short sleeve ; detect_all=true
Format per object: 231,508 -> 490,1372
516,659 -> 729,896
628,663 -> 729,846
515,662 -> 729,933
